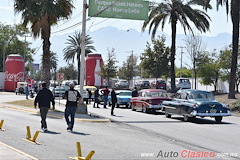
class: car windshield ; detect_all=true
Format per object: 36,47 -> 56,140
118,92 -> 131,96
146,91 -> 168,97
188,92 -> 214,100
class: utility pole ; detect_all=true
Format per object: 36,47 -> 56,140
80,0 -> 87,98
178,46 -> 186,78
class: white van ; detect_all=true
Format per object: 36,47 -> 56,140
167,78 -> 191,90
175,78 -> 191,90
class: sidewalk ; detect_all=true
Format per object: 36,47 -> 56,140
0,142 -> 36,160
0,93 -> 110,159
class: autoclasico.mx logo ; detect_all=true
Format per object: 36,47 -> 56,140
140,150 -> 239,159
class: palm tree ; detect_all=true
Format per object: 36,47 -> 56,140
14,0 -> 74,86
142,0 -> 211,92
63,32 -> 96,84
205,0 -> 239,99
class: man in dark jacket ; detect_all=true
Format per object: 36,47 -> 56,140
111,88 -> 119,116
64,83 -> 81,131
93,87 -> 100,108
34,82 -> 55,131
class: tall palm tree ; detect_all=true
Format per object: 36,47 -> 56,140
63,32 -> 96,84
205,0 -> 239,98
14,0 -> 73,86
142,0 -> 211,92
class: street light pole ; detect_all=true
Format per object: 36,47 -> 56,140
80,0 -> 87,98
178,46 -> 185,78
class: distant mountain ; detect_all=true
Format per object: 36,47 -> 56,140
32,26 -> 232,68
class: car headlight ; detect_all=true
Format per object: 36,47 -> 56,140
222,103 -> 230,108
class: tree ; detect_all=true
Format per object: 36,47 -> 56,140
205,0 -> 239,98
185,35 -> 206,89
63,31 -> 96,84
142,0 -> 211,92
0,23 -> 34,72
198,52 -> 222,92
14,0 -> 74,86
140,36 -> 170,80
101,48 -> 118,86
118,53 -> 138,83
57,64 -> 77,80
219,45 -> 240,93
175,67 -> 192,78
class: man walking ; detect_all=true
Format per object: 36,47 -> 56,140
63,83 -> 81,131
34,82 -> 55,131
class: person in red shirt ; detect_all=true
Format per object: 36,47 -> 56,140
101,86 -> 110,108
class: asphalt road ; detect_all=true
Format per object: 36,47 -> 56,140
0,92 -> 239,160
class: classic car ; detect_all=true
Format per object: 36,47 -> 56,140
162,89 -> 231,123
108,90 -> 132,108
130,89 -> 171,113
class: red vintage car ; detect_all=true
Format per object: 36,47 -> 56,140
130,89 -> 171,113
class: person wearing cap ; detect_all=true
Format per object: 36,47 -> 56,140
63,83 -> 82,131
34,82 -> 55,131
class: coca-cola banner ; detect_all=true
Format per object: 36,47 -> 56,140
4,54 -> 25,91
85,53 -> 103,86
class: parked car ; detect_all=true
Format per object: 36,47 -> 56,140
167,78 -> 191,91
51,86 -> 66,97
108,90 -> 132,108
176,78 -> 191,90
74,85 -> 96,101
115,80 -> 129,89
156,80 -> 166,90
130,89 -> 171,113
135,80 -> 150,89
162,89 -> 231,123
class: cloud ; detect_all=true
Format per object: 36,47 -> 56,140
0,6 -> 12,10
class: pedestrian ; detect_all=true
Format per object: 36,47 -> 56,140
25,84 -> 29,99
93,87 -> 100,108
132,87 -> 138,97
63,83 -> 82,131
101,86 -> 110,108
86,89 -> 92,104
110,88 -> 119,116
34,82 -> 55,131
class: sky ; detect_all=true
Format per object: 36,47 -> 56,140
0,0 -> 233,68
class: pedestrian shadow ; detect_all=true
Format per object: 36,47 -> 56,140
41,130 -> 61,134
113,115 -> 123,117
70,131 -> 90,136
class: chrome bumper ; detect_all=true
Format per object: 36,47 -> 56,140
191,110 -> 231,116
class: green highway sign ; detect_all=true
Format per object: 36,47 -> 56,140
88,0 -> 149,20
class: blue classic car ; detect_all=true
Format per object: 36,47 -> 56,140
162,89 -> 231,123
108,90 -> 132,108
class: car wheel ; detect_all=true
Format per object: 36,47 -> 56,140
142,105 -> 149,113
19,87 -> 24,94
215,116 -> 222,123
125,104 -> 129,108
165,112 -> 171,118
116,104 -> 120,108
183,115 -> 189,122
131,103 -> 136,111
